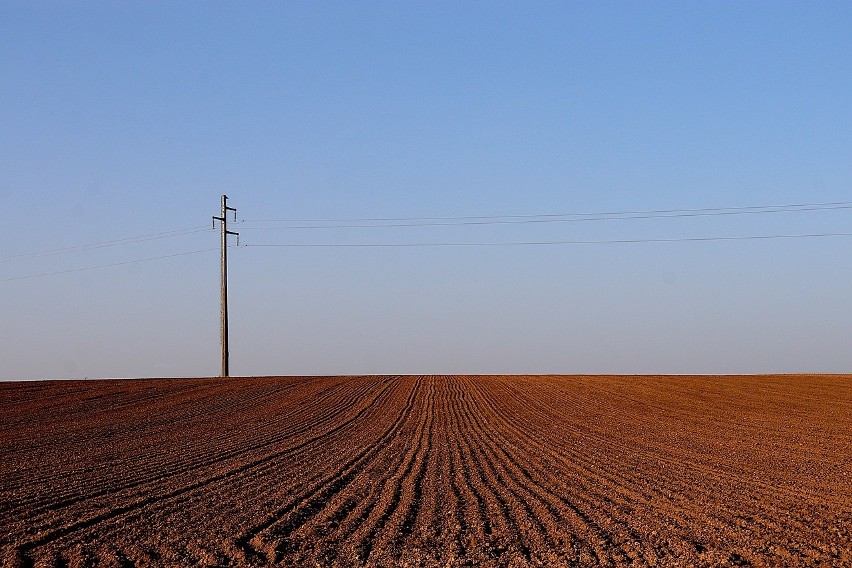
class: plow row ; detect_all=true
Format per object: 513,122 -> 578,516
1,375 -> 849,566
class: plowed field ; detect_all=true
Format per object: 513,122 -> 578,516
1,375 -> 850,567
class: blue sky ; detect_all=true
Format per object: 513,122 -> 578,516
2,2 -> 851,379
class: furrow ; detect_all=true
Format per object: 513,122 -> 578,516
13,377 -> 396,561
232,376 -> 421,564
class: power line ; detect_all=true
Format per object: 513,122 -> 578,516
0,248 -> 218,283
4,199 -> 849,282
0,226 -> 212,263
240,200 -> 852,228
9,231 -> 845,282
5,200 -> 847,262
242,231 -> 852,248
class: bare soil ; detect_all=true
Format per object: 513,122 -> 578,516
1,375 -> 849,567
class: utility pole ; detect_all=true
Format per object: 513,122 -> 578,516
213,195 -> 238,377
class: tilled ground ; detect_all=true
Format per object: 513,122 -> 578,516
1,375 -> 849,567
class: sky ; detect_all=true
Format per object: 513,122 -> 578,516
2,1 -> 851,379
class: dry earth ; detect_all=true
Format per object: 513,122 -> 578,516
1,375 -> 850,567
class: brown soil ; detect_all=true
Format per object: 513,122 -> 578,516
1,375 -> 849,567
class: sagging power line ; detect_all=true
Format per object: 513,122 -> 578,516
242,231 -> 852,249
0,226 -> 211,263
3,199 -> 847,264
0,248 -> 218,283
237,198 -> 852,248
240,200 -> 852,229
2,197 -> 850,284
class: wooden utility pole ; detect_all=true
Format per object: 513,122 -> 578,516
213,195 -> 238,377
